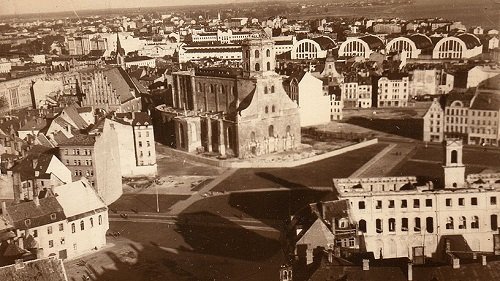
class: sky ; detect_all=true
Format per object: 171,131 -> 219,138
0,0 -> 245,16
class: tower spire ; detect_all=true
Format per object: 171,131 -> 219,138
115,32 -> 125,69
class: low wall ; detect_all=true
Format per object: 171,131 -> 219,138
158,138 -> 379,169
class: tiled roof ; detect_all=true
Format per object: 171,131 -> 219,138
0,257 -> 68,281
57,134 -> 96,147
6,197 -> 65,230
360,35 -> 384,49
457,33 -> 482,49
60,105 -> 89,129
312,36 -> 337,50
103,67 -> 137,104
10,153 -> 54,181
470,91 -> 500,111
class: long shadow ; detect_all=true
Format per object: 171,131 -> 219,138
346,117 -> 423,140
255,172 -> 308,189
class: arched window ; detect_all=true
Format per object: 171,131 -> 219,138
80,220 -> 85,231
471,216 -> 479,229
359,219 -> 367,233
451,150 -> 458,164
286,125 -> 291,135
71,223 -> 76,233
446,217 -> 454,229
265,106 -> 269,113
210,84 -> 215,93
271,85 -> 275,93
255,63 -> 260,71
268,125 -> 274,137
266,49 -> 271,57
272,105 -> 275,112
98,215 -> 102,225
267,61 -> 271,71
388,218 -> 396,232
426,217 -> 434,233
245,50 -> 250,58
376,219 -> 383,233
264,87 -> 268,94
459,216 -> 466,229
250,131 -> 256,142
90,217 -> 94,228
255,50 -> 260,58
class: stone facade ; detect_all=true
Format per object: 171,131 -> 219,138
153,37 -> 301,159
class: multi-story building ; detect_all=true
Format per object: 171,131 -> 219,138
154,37 -> 301,159
432,33 -> 483,59
290,36 -> 336,60
422,98 -> 445,142
57,126 -> 122,205
3,178 -> 108,260
328,140 -> 500,260
0,74 -> 46,113
376,73 -> 410,107
104,112 -> 157,177
338,35 -> 384,59
76,66 -> 143,113
282,71 -> 330,127
189,29 -> 256,44
177,43 -> 242,64
340,75 -> 372,108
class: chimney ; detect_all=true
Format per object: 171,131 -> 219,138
482,255 -> 487,266
452,256 -> 460,269
362,259 -> 370,271
14,259 -> 25,270
32,158 -> 38,169
17,236 -> 24,250
33,195 -> 40,206
1,201 -> 6,215
407,262 -> 413,281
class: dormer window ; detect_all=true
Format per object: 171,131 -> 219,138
24,219 -> 31,227
50,213 -> 56,220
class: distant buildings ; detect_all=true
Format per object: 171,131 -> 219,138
338,35 -> 384,59
290,36 -> 336,60
432,33 -> 483,59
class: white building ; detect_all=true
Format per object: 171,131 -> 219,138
178,44 -> 242,63
341,76 -> 372,108
283,71 -> 330,127
332,140 -> 500,260
0,61 -> 12,73
377,74 -> 410,107
290,36 -> 336,60
3,178 -> 108,260
124,56 -> 156,68
423,98 -> 445,142
385,34 -> 433,60
104,112 -> 158,177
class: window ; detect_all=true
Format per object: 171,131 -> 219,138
376,219 -> 383,233
458,198 -> 465,206
80,220 -> 85,231
413,199 -> 420,208
271,105 -> 275,113
268,125 -> 274,137
255,50 -> 259,58
49,240 -> 54,248
267,61 -> 271,71
401,218 -> 408,231
59,223 -> 64,231
358,201 -> 365,209
264,87 -> 268,94
388,200 -> 395,208
426,217 -> 434,233
451,150 -> 458,164
255,63 -> 260,71
47,226 -> 53,234
60,237 -> 65,245
266,49 -> 271,57
25,219 -> 31,227
98,215 -> 102,225
388,218 -> 396,232
491,214 -> 498,231
50,213 -> 56,220
459,216 -> 466,229
414,217 -> 421,232
33,230 -> 37,238
265,106 -> 269,113
401,200 -> 407,208
73,243 -> 77,251
138,141 -> 143,148
471,216 -> 479,229
349,237 -> 355,247
147,141 -> 150,147
376,200 -> 382,209
359,219 -> 367,233
491,196 -> 497,205
471,197 -> 478,206
90,217 -> 94,228
271,85 -> 275,93
446,217 -> 454,229
446,198 -> 452,207
425,199 -> 432,207
71,223 -> 75,233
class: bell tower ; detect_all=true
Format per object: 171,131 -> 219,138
242,37 -> 276,78
443,139 -> 465,188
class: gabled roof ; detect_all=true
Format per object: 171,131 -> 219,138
57,134 -> 96,147
103,67 -> 137,104
0,258 -> 68,281
10,153 -> 54,181
60,105 -> 89,129
6,197 -> 65,230
470,91 -> 500,111
296,217 -> 335,246
53,179 -> 106,220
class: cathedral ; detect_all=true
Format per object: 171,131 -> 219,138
153,37 -> 301,159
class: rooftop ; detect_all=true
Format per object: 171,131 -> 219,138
0,258 -> 68,281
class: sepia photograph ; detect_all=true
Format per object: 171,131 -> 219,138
0,0 -> 498,280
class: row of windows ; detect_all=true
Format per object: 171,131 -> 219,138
66,159 -> 93,166
138,150 -> 152,157
264,105 -> 276,114
136,131 -> 150,138
137,141 -> 151,148
64,149 -> 92,156
73,170 -> 93,177
358,196 -> 496,210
